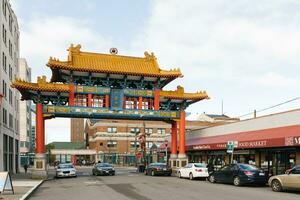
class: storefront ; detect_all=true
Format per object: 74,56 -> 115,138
186,117 -> 300,175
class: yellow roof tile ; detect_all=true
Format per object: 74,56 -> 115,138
47,44 -> 182,78
12,76 -> 69,92
160,86 -> 209,101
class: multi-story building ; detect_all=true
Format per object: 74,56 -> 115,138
86,119 -> 213,165
19,58 -> 31,165
70,118 -> 85,142
0,0 -> 20,173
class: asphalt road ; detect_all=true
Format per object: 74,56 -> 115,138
30,167 -> 300,200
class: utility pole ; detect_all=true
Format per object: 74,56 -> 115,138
143,121 -> 147,168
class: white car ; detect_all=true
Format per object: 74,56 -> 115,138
56,163 -> 77,178
178,163 -> 209,180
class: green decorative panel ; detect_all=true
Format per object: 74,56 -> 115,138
75,86 -> 110,94
124,89 -> 154,97
45,105 -> 179,119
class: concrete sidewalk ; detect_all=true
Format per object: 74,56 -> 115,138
0,171 -> 46,200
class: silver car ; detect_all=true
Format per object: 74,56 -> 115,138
268,165 -> 300,192
56,163 -> 77,178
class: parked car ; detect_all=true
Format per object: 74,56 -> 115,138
92,163 -> 115,176
208,163 -> 267,186
145,163 -> 172,176
56,163 -> 77,178
178,163 -> 209,180
268,165 -> 300,192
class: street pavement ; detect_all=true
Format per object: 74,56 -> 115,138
30,167 -> 300,200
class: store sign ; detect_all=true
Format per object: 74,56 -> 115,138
285,136 -> 300,146
193,145 -> 211,150
238,140 -> 267,148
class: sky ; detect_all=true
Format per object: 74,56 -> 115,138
11,0 -> 300,143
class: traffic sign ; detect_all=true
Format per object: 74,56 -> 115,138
227,141 -> 237,153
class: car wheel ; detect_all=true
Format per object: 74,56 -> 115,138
151,170 -> 155,176
189,173 -> 194,180
233,176 -> 241,186
178,172 -> 182,178
208,175 -> 215,183
271,179 -> 282,192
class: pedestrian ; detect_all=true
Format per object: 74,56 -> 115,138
23,163 -> 28,173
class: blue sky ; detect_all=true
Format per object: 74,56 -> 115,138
11,0 -> 300,143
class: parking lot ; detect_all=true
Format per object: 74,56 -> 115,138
30,167 -> 300,200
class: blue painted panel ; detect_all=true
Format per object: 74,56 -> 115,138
110,89 -> 124,111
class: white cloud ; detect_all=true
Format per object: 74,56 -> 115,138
132,0 -> 300,116
257,72 -> 298,87
20,16 -> 113,80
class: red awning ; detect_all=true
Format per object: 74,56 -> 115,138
186,124 -> 300,150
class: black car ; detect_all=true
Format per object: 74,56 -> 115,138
145,163 -> 172,176
208,163 -> 267,186
92,163 -> 115,176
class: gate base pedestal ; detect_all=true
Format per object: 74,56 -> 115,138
176,154 -> 188,168
169,154 -> 178,169
31,153 -> 48,180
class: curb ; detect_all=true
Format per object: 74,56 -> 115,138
19,180 -> 44,200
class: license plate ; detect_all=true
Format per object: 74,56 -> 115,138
259,173 -> 265,176
163,168 -> 166,171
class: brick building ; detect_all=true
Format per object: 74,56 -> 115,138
86,119 -> 215,165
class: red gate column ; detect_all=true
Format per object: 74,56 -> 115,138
154,90 -> 160,110
36,103 -> 45,154
138,97 -> 143,109
171,121 -> 177,157
33,102 -> 47,178
105,94 -> 109,108
178,111 -> 186,157
88,94 -> 92,107
69,84 -> 75,106
170,120 -> 178,169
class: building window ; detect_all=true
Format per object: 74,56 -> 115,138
8,113 -> 13,128
145,128 -> 153,134
2,108 -> 7,125
130,141 -> 139,148
146,141 -> 153,148
107,141 -> 117,148
8,65 -> 12,80
75,94 -> 87,106
157,128 -> 166,134
2,0 -> 7,18
107,127 -> 117,133
2,52 -> 7,72
130,128 -> 140,134
2,80 -> 7,98
99,142 -> 103,146
2,24 -> 6,45
8,89 -> 12,105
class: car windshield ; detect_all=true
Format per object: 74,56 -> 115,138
194,163 -> 206,168
238,164 -> 258,170
97,163 -> 112,168
58,164 -> 74,169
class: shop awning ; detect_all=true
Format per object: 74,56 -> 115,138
186,125 -> 300,150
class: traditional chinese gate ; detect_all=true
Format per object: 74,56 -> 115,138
12,44 -> 209,178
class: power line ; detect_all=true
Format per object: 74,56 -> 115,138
237,96 -> 300,118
